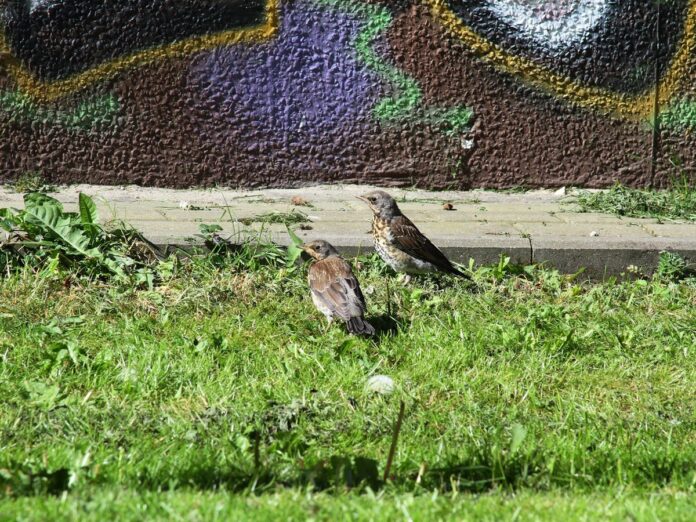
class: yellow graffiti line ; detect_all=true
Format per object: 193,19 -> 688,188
658,0 -> 696,111
0,0 -> 280,102
427,0 -> 696,119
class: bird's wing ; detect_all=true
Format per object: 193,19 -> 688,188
308,257 -> 367,320
389,215 -> 459,273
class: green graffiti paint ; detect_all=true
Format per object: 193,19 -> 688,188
351,4 -> 421,120
429,106 -> 475,136
661,99 -> 696,130
311,0 -> 472,133
0,91 -> 119,130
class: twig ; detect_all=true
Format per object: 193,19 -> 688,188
386,276 -> 392,318
253,430 -> 261,472
383,400 -> 406,482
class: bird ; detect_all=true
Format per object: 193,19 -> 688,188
356,190 -> 468,278
302,240 -> 375,336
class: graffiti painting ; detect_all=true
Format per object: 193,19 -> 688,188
431,0 -> 695,117
0,0 -> 279,99
0,0 -> 694,188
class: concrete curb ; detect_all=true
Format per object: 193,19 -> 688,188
2,184 -> 695,279
146,234 -> 696,280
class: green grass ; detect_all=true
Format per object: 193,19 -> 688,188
5,171 -> 56,194
574,177 -> 696,222
4,489 -> 695,521
239,209 -> 311,227
0,250 -> 694,520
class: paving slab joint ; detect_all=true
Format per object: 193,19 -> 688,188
639,224 -> 658,237
525,234 -> 534,265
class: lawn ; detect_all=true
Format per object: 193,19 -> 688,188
574,176 -> 696,222
0,232 -> 694,520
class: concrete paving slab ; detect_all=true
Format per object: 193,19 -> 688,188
555,211 -> 658,225
468,203 -> 567,213
513,223 -> 655,239
469,212 -> 564,223
70,202 -> 172,222
422,222 -> 522,238
641,223 -> 696,238
1,184 -> 694,278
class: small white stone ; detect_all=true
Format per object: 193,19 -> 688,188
590,230 -> 599,237
554,187 -> 566,196
179,200 -> 191,210
366,375 -> 395,395
460,138 -> 475,150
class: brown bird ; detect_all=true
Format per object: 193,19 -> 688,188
302,240 -> 375,336
356,190 -> 468,278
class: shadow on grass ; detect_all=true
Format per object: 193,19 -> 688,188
1,466 -> 71,497
370,313 -> 400,339
140,455 -> 383,494
3,449 -> 690,498
0,459 -> 545,498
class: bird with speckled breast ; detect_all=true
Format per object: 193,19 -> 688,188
302,240 -> 375,336
356,190 -> 469,278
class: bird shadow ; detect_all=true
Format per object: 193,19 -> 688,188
414,273 -> 476,291
369,313 -> 400,340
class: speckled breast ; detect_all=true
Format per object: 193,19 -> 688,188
372,217 -> 426,273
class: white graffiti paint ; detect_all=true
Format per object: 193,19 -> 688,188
484,0 -> 609,51
29,0 -> 56,12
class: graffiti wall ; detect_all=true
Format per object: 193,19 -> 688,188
0,0 -> 694,188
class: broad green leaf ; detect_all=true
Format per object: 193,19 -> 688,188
103,256 -> 129,278
78,193 -> 99,226
12,240 -> 55,248
0,213 -> 15,232
286,224 -> 303,247
285,225 -> 304,266
199,223 -> 223,234
23,193 -> 102,259
0,207 -> 17,224
23,381 -> 63,410
510,423 -> 528,455
24,192 -> 64,212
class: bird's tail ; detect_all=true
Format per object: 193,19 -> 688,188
346,316 -> 376,336
448,265 -> 471,279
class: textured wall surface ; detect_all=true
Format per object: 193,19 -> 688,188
0,0 -> 694,189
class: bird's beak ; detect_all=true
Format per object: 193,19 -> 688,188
300,244 -> 317,260
355,195 -> 368,203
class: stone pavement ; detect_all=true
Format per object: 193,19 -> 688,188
1,184 -> 695,278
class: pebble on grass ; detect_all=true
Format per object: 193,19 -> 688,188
366,375 -> 395,395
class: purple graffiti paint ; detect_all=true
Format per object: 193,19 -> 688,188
188,0 -> 386,172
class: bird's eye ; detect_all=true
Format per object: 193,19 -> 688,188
368,197 -> 375,202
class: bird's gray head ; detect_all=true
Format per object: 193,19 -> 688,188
301,240 -> 340,261
356,190 -> 401,219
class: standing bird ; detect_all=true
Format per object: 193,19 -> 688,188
302,240 -> 375,336
357,190 -> 468,278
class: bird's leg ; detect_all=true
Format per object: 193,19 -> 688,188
321,316 -> 333,335
385,275 -> 392,318
397,273 -> 412,285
